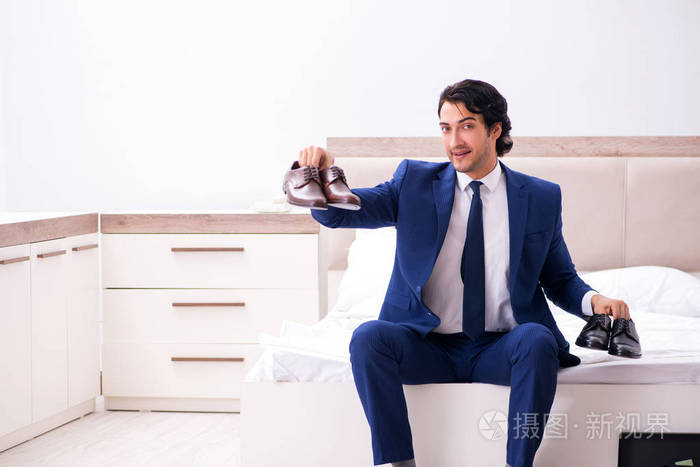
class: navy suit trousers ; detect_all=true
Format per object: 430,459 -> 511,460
349,320 -> 560,467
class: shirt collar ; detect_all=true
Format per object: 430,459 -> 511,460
456,159 -> 502,194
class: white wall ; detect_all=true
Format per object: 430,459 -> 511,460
0,27 -> 6,211
1,0 -> 699,211
0,97 -> 6,211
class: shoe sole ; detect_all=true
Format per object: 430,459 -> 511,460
285,198 -> 328,210
575,336 -> 609,351
327,202 -> 361,211
608,347 -> 642,358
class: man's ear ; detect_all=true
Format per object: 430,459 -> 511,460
490,122 -> 502,140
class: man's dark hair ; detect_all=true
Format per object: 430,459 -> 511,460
437,79 -> 513,157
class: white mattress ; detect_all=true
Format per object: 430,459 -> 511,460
245,269 -> 700,385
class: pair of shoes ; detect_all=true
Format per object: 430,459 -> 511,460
575,314 -> 642,358
282,161 -> 361,211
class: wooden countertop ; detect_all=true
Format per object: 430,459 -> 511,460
0,212 -> 99,248
100,209 -> 320,234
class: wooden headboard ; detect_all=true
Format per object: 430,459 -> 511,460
321,136 -> 700,274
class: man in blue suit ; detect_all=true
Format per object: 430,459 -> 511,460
301,79 -> 631,467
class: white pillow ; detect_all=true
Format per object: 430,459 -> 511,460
580,266 -> 700,317
332,227 -> 397,313
331,229 -> 700,319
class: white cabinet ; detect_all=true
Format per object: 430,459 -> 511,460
0,230 -> 99,452
102,229 -> 323,412
66,234 -> 100,407
30,237 -> 70,422
0,244 -> 32,438
29,232 -> 99,422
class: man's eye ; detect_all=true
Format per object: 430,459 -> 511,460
440,127 -> 448,132
464,125 -> 472,129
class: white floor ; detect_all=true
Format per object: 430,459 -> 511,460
0,397 -> 241,467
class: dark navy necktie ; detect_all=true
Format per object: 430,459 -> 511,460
461,180 -> 485,340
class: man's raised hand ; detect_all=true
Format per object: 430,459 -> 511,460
299,145 -> 334,170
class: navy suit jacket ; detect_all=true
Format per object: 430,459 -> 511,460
311,158 -> 594,368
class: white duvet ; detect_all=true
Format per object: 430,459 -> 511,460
245,228 -> 700,384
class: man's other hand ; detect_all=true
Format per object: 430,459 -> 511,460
591,294 -> 631,320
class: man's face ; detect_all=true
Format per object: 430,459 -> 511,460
439,100 -> 501,176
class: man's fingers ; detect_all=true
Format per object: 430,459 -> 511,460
614,302 -> 630,320
298,146 -> 324,167
298,145 -> 331,168
313,146 -> 325,168
614,301 -> 630,320
587,295 -> 632,320
614,303 -> 623,320
302,147 -> 312,167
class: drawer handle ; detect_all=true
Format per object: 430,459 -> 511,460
171,357 -> 245,362
72,243 -> 99,252
172,302 -> 246,307
37,250 -> 67,259
0,255 -> 30,265
171,247 -> 245,252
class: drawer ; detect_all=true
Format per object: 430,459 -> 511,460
103,288 -> 319,343
102,233 -> 318,288
102,342 -> 261,399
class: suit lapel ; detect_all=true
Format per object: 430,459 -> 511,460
431,163 -> 456,274
500,160 -> 529,294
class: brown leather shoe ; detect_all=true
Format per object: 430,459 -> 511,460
282,161 -> 327,210
319,165 -> 361,210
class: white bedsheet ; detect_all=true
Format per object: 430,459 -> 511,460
245,299 -> 700,385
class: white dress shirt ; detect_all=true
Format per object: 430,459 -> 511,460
421,160 -> 595,334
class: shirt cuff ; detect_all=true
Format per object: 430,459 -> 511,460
581,289 -> 598,316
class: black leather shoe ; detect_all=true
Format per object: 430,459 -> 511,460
575,313 -> 611,351
608,318 -> 642,358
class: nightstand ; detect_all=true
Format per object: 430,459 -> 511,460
100,210 -> 326,412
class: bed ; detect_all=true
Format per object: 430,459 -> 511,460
241,136 -> 700,467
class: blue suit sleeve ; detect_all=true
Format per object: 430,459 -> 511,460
310,159 -> 409,229
539,184 -> 597,318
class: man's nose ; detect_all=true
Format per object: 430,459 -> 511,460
450,131 -> 464,149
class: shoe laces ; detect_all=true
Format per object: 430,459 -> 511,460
594,313 -> 608,323
614,318 -> 639,342
328,166 -> 347,184
588,313 -> 609,330
615,318 -> 630,333
302,166 -> 320,182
